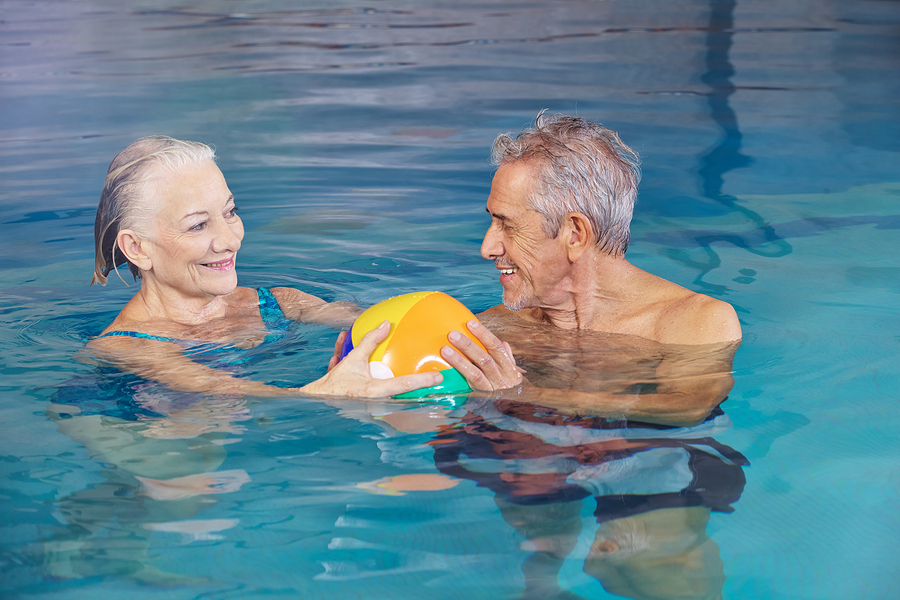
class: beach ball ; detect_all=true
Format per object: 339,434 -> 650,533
339,291 -> 486,399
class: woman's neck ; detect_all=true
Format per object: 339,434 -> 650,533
135,280 -> 232,325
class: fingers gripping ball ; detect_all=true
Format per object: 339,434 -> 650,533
339,291 -> 486,399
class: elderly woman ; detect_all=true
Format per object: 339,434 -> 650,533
88,136 -> 521,398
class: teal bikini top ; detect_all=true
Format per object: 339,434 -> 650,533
94,288 -> 293,361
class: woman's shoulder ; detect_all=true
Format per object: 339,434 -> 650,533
226,286 -> 265,306
91,311 -> 184,348
95,296 -> 152,337
87,318 -> 185,361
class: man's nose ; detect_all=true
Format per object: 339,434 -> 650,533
481,225 -> 503,260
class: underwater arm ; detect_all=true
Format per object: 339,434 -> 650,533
442,328 -> 737,427
496,370 -> 735,427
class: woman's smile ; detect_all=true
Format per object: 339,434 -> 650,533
201,256 -> 236,271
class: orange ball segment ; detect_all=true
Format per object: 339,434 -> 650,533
339,291 -> 486,398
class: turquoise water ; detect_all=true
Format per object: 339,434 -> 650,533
2,0 -> 899,598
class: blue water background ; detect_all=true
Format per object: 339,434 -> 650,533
1,0 -> 899,597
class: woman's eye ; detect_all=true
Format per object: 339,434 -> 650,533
225,206 -> 239,218
190,221 -> 206,231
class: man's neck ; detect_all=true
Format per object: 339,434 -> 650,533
537,252 -> 642,331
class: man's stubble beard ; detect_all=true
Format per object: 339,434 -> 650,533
502,289 -> 528,312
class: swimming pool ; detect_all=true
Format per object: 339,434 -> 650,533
2,0 -> 898,597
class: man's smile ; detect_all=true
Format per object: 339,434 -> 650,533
496,262 -> 520,282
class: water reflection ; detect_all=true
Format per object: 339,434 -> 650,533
432,399 -> 747,599
427,311 -> 748,599
664,0 -> 793,296
42,376 -> 251,584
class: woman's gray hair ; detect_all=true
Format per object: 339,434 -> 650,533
490,111 -> 641,256
91,135 -> 216,286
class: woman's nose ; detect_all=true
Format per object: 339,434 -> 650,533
211,216 -> 243,253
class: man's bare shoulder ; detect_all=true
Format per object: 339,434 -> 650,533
657,291 -> 742,345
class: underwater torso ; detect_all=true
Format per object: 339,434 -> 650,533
54,288 -> 297,420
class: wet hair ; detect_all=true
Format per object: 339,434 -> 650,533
490,111 -> 641,256
91,135 -> 216,286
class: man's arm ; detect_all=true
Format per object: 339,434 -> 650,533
443,315 -> 739,427
504,367 -> 735,427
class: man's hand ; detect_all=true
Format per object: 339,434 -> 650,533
440,320 -> 525,391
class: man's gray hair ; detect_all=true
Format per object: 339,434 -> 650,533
91,135 -> 216,286
490,111 -> 641,255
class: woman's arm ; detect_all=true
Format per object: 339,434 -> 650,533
271,287 -> 362,328
86,336 -> 283,396
86,322 -> 441,399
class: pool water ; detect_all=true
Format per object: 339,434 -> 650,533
2,0 -> 899,598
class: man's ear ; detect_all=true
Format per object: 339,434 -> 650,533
116,229 -> 152,272
562,212 -> 594,262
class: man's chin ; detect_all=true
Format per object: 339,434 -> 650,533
502,293 -> 528,312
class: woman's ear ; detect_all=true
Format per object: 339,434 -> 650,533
562,212 -> 594,262
116,229 -> 152,272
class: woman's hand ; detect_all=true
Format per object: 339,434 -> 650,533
303,321 -> 443,398
327,330 -> 348,372
439,320 -> 525,391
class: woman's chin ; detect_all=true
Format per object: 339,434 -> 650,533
217,278 -> 240,297
198,271 -> 239,297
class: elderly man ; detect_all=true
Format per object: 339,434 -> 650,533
398,114 -> 748,595
479,112 -> 741,344
442,112 -> 741,425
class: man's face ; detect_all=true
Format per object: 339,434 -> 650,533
481,162 -> 570,311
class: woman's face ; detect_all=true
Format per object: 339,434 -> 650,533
141,159 -> 244,299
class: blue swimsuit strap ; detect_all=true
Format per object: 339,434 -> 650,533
94,287 -> 292,344
256,287 -> 292,331
95,330 -> 183,343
